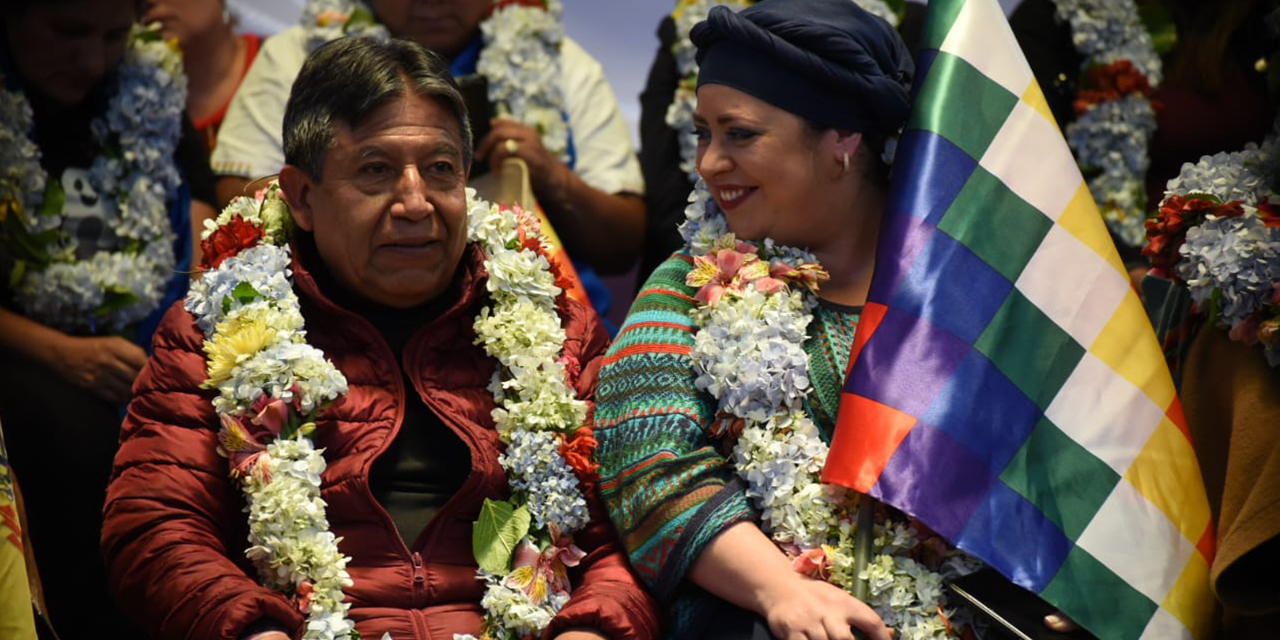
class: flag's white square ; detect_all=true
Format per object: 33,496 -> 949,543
938,0 -> 1033,95
1044,353 -> 1164,474
1016,225 -> 1131,349
979,101 -> 1083,220
1077,480 -> 1196,604
1137,608 -> 1195,640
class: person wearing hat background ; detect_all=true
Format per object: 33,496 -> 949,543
592,1 -> 933,639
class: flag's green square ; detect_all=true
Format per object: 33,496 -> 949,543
907,52 -> 1017,160
974,291 -> 1085,409
1041,546 -> 1158,640
921,0 -> 965,50
937,167 -> 1052,281
1000,418 -> 1121,540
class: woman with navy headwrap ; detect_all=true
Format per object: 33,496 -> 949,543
592,1 -> 927,639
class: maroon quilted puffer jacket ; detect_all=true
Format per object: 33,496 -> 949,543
102,243 -> 660,640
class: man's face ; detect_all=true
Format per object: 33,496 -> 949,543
372,0 -> 490,57
284,92 -> 470,308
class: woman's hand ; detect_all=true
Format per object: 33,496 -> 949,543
689,522 -> 891,640
50,334 -> 148,404
758,574 -> 892,640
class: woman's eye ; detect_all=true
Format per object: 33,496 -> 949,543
726,128 -> 758,142
693,125 -> 710,144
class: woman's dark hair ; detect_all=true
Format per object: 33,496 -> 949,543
282,37 -> 473,180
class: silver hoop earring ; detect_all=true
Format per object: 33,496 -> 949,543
841,153 -> 850,172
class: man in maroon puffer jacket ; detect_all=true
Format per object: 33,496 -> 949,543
101,37 -> 660,640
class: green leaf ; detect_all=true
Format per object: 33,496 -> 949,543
1139,2 -> 1177,56
8,260 -> 25,287
231,281 -> 262,306
96,285 -> 140,315
37,180 -> 64,217
472,499 -> 531,575
2,212 -> 53,264
348,6 -> 375,27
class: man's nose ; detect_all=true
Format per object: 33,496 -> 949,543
391,165 -> 432,220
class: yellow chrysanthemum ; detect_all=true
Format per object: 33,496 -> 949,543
204,313 -> 278,386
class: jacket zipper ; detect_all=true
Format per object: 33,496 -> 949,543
411,551 -> 426,599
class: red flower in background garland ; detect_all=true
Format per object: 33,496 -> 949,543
1074,60 -> 1157,115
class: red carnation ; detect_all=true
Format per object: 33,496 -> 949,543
200,215 -> 265,270
1143,195 -> 1245,276
1074,59 -> 1155,115
559,426 -> 600,492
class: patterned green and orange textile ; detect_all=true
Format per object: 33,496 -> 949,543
822,1 -> 1216,639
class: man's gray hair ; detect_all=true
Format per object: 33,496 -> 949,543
283,37 -> 473,180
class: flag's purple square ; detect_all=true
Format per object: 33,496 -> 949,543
871,422 -> 995,540
886,130 -> 977,226
845,307 -> 969,419
922,350 -> 1041,473
887,229 -> 1013,344
955,482 -> 1073,593
869,214 -> 937,303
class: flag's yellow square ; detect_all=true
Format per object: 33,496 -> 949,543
1126,418 -> 1212,544
1161,552 -> 1216,640
1020,81 -> 1058,133
1056,183 -> 1127,275
1089,289 -> 1176,409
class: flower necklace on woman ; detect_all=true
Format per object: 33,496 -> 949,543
189,186 -> 598,640
0,24 -> 186,334
301,0 -> 571,161
680,182 -> 982,640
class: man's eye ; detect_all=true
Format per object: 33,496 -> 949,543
360,162 -> 390,175
429,161 -> 454,174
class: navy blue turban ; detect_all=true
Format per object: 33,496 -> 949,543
692,0 -> 914,136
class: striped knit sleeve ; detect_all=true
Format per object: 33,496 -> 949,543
593,253 -> 755,603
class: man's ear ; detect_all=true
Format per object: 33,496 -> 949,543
278,165 -> 316,232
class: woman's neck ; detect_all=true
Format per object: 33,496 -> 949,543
809,179 -> 886,308
182,24 -> 243,122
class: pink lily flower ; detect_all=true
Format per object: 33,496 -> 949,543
503,530 -> 586,604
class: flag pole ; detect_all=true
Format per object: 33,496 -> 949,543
852,492 -> 876,601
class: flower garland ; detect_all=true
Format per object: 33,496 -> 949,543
0,24 -> 185,334
1143,124 -> 1280,367
190,183 -> 595,640
665,0 -> 902,181
302,0 -> 570,161
680,182 -> 981,640
1052,0 -> 1163,249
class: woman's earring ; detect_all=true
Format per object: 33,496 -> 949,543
841,152 -> 850,173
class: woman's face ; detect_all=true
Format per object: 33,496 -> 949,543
693,83 -> 837,247
4,0 -> 136,107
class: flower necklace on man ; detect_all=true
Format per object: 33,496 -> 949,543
189,185 -> 598,640
0,24 -> 185,334
302,0 -> 571,161
680,181 -> 982,640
